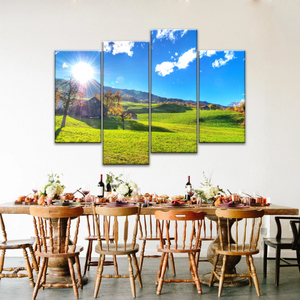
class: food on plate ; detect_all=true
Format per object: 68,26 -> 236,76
38,195 -> 45,205
107,194 -> 117,202
160,194 -> 169,199
60,193 -> 74,200
16,196 -> 26,202
25,197 -> 33,203
75,197 -> 84,203
214,197 -> 222,207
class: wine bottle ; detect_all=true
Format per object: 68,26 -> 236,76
106,181 -> 111,193
185,176 -> 192,200
97,174 -> 104,198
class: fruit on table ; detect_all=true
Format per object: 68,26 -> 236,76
38,195 -> 45,205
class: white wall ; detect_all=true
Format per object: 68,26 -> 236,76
1,0 -> 300,256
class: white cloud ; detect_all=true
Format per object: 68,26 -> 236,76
212,50 -> 235,68
103,41 -> 135,57
171,56 -> 174,59
155,61 -> 176,76
155,47 -> 196,76
62,62 -> 68,68
176,48 -> 196,69
155,29 -> 189,42
199,50 -> 217,58
175,52 -> 178,56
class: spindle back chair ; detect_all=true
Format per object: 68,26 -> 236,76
0,213 -> 38,286
155,210 -> 206,295
93,205 -> 142,298
30,206 -> 84,299
83,214 -> 118,276
209,209 -> 264,297
138,211 -> 175,275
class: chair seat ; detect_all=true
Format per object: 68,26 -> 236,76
85,235 -> 114,241
264,237 -> 294,248
0,238 -> 35,249
35,245 -> 84,257
214,244 -> 259,256
95,243 -> 139,255
157,245 -> 200,254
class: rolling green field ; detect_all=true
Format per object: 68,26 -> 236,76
199,110 -> 245,143
104,101 -> 197,164
55,115 -> 101,143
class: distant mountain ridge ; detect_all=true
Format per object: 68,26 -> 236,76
55,79 -> 223,107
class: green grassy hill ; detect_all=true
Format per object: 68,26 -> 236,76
55,115 -> 101,143
199,110 -> 245,143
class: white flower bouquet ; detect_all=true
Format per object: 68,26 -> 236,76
195,172 -> 223,203
108,172 -> 138,198
39,173 -> 65,198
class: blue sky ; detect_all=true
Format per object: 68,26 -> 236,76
151,29 -> 197,101
103,42 -> 148,93
200,50 -> 245,106
55,51 -> 100,83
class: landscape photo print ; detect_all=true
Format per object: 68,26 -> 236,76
103,41 -> 149,165
199,50 -> 245,143
151,29 -> 197,153
55,50 -> 101,143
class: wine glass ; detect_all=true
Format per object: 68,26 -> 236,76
188,188 -> 195,198
32,182 -> 38,194
82,184 -> 90,196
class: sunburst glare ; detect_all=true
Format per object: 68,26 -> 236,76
72,62 -> 94,83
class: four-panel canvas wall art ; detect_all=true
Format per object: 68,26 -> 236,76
55,30 -> 245,165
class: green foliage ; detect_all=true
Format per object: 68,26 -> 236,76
199,110 -> 245,143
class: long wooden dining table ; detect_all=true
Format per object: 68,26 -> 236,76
0,202 -> 298,287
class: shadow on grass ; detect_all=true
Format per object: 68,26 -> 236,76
71,115 -> 101,129
55,127 -> 62,139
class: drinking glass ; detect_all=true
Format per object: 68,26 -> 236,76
82,184 -> 90,196
188,188 -> 195,198
32,182 -> 38,194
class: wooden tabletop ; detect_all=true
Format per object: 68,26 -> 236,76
0,202 -> 298,216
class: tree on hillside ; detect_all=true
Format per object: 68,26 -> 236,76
55,77 -> 86,128
103,90 -> 136,130
209,104 -> 219,110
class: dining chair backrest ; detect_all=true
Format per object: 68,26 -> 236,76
216,209 -> 264,252
155,210 -> 206,250
0,214 -> 7,243
30,206 -> 83,254
139,211 -> 160,239
93,205 -> 140,252
289,220 -> 300,250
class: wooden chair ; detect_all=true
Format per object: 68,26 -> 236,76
30,206 -> 84,299
155,210 -> 205,295
263,216 -> 300,286
93,205 -> 142,298
83,215 -> 118,276
196,216 -> 218,264
209,209 -> 264,297
138,211 -> 175,275
0,213 -> 38,286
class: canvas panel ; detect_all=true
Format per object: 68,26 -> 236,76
103,42 -> 149,165
55,50 -> 101,143
199,50 -> 245,143
151,29 -> 197,153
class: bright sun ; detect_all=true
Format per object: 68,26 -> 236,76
72,62 -> 93,83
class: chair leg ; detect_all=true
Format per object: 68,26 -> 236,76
296,249 -> 300,272
94,255 -> 105,298
75,255 -> 83,289
128,254 -> 136,298
169,253 -> 176,276
29,246 -> 39,274
113,255 -> 119,275
249,255 -> 260,296
83,240 -> 93,276
209,253 -> 219,287
138,240 -> 146,274
132,253 -> 143,288
189,253 -> 202,294
0,249 -> 5,278
263,242 -> 267,278
41,258 -> 48,290
23,248 -> 34,287
156,253 -> 165,286
156,252 -> 168,295
33,258 -> 47,300
218,255 -> 227,297
275,247 -> 280,286
68,257 -> 79,299
245,255 -> 252,286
